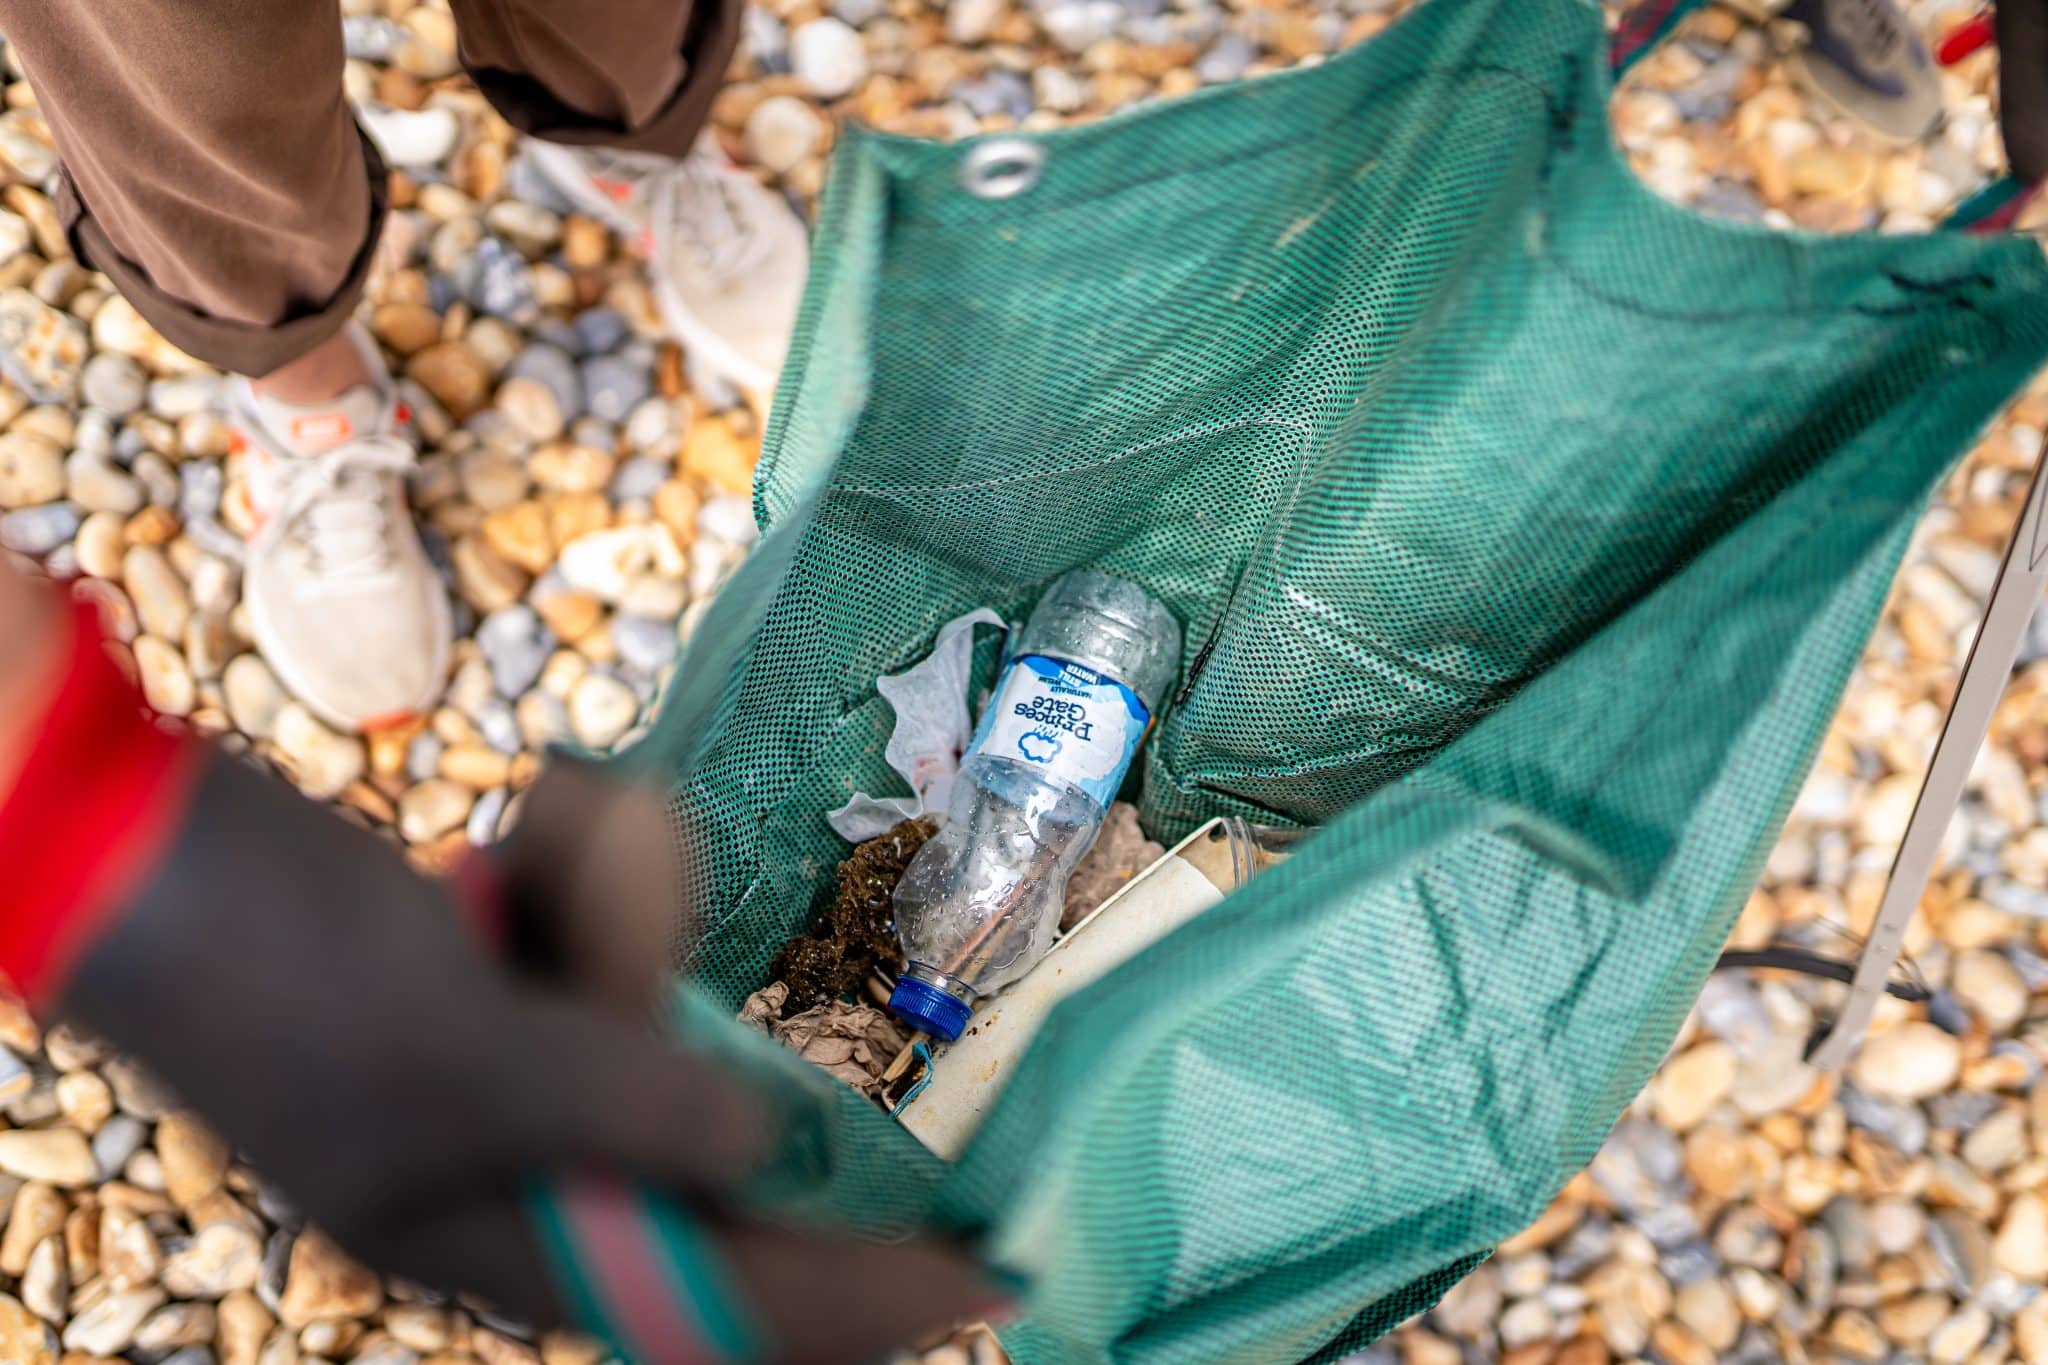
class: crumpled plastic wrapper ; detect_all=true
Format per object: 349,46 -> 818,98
740,980 -> 910,1099
1062,801 -> 1165,929
828,609 -> 1008,841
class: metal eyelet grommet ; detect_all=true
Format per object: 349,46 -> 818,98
960,139 -> 1047,200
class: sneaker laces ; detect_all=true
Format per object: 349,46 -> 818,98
653,154 -> 773,278
271,436 -> 416,584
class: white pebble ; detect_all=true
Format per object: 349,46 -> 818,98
357,102 -> 461,168
790,18 -> 868,99
569,672 -> 639,749
273,703 -> 366,799
746,96 -> 826,175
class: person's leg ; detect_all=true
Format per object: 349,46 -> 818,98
450,0 -> 811,396
0,1 -> 384,378
447,0 -> 739,157
0,1 -> 451,731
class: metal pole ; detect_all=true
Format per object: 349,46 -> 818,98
1807,432 -> 2048,1070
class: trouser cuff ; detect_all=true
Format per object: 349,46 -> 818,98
56,126 -> 391,378
462,0 -> 741,157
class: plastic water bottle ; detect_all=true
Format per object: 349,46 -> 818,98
888,571 -> 1181,1041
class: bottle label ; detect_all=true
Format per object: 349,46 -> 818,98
971,653 -> 1150,808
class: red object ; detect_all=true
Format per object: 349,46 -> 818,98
1938,11 -> 1997,65
0,599 -> 203,1007
448,851 -> 511,949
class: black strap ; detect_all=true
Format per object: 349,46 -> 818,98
1715,946 -> 1930,1003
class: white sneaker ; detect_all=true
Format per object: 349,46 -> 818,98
228,324 -> 453,733
526,139 -> 810,394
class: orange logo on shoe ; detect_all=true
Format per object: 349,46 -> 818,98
594,177 -> 635,203
289,412 -> 354,447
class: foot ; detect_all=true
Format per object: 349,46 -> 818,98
1777,0 -> 1942,142
526,138 -> 809,395
228,324 -> 452,733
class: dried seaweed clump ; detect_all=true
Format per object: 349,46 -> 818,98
769,815 -> 936,1014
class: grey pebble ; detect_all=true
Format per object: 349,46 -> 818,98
1549,1214 -> 1614,1280
466,235 -> 539,325
1727,1328 -> 1781,1365
253,1179 -> 301,1230
744,7 -> 790,73
1693,183 -> 1767,224
1925,988 -> 1971,1035
832,0 -> 885,24
506,343 -> 586,420
1798,1224 -> 1838,1314
573,306 -> 632,356
134,452 -> 181,509
504,153 -> 577,217
1195,31 -> 1258,83
160,1348 -> 218,1365
581,354 -> 653,424
685,352 -> 742,411
92,1114 -> 150,1180
612,613 -> 680,677
955,69 -> 1034,121
476,604 -> 556,698
258,1229 -> 295,1314
467,786 -> 511,846
569,415 -> 619,452
1657,1238 -> 1718,1287
0,503 -> 80,555
42,543 -> 76,577
611,456 -> 670,503
2021,602 -> 2048,666
1819,1197 -> 1875,1274
1634,1200 -> 1700,1249
1928,1089 -> 2001,1131
530,320 -> 586,357
407,733 -> 446,784
104,1054 -> 180,1118
180,459 -> 224,521
1695,974 -> 1775,1058
342,14 -> 407,60
1930,1208 -> 1992,1294
80,351 -> 146,416
183,516 -> 246,564
478,698 -> 523,755
1837,1084 -> 1927,1152
1983,875 -> 2048,918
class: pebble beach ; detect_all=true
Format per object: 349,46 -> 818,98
0,0 -> 2044,1361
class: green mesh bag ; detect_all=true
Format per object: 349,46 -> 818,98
616,0 -> 2048,1357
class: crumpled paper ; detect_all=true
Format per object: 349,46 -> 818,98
827,608 -> 1007,841
740,981 -> 909,1098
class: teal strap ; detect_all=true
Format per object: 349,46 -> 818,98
1947,175 -> 2038,234
1609,0 -> 1712,76
525,1179 -> 767,1365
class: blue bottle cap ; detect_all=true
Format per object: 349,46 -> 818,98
889,976 -> 973,1042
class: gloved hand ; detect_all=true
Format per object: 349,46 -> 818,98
0,588 -> 1004,1364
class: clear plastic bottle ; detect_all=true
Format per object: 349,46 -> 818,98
888,571 -> 1181,1041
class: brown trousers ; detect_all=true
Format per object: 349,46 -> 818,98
0,0 -> 741,377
